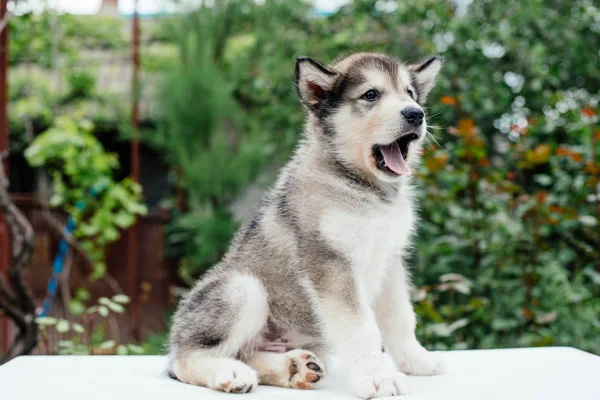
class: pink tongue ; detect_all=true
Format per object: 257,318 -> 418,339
380,141 -> 411,175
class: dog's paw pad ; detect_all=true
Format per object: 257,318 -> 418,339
286,349 -> 326,389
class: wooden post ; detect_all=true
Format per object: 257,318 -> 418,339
0,0 -> 10,354
127,0 -> 141,341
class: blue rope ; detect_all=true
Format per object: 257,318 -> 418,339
38,184 -> 103,317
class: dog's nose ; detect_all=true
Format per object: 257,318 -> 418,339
401,108 -> 424,126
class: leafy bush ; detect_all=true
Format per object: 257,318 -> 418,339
9,12 -> 65,66
25,116 -> 148,280
36,294 -> 144,355
60,14 -> 127,50
7,71 -> 56,151
8,98 -> 53,151
64,70 -> 96,102
9,12 -> 127,66
148,3 -> 272,280
414,96 -> 600,353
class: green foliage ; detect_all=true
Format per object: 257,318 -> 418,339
7,71 -> 57,151
60,14 -> 128,50
141,43 -> 179,72
9,12 -> 64,66
414,94 -> 600,353
24,116 -> 147,279
149,2 -> 272,278
8,97 -> 53,151
64,69 -> 96,102
7,10 -> 134,148
166,209 -> 238,285
36,295 -> 143,355
9,12 -> 128,66
141,326 -> 170,355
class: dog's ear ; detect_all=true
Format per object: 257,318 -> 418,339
409,56 -> 443,102
294,57 -> 337,109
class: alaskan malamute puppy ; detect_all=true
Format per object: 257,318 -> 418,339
169,52 -> 446,398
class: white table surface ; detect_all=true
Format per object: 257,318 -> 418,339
1,347 -> 598,399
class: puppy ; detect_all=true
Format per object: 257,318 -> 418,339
168,52 -> 446,398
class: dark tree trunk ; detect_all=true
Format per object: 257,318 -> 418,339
0,152 -> 38,364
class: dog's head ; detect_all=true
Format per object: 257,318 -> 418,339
294,53 -> 442,183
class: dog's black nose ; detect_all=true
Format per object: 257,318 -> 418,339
401,108 -> 424,126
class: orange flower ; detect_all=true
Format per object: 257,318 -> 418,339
522,308 -> 534,320
458,118 -> 476,136
526,144 -> 551,165
536,191 -> 549,204
448,118 -> 485,147
507,171 -> 516,181
582,107 -> 596,118
425,152 -> 449,172
584,163 -> 600,175
440,95 -> 457,106
556,146 -> 583,162
479,158 -> 491,167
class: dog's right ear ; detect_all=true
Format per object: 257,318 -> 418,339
294,57 -> 337,109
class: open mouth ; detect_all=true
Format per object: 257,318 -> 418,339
372,133 -> 419,176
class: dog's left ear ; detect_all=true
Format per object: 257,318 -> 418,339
294,57 -> 338,109
409,56 -> 444,102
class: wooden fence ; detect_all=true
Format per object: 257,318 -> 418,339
0,194 -> 178,354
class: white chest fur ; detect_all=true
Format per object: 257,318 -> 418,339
320,195 -> 415,305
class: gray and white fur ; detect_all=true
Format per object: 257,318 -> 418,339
168,52 -> 446,398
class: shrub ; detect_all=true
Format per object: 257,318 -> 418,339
25,115 -> 148,280
64,70 -> 96,102
149,3 -> 272,280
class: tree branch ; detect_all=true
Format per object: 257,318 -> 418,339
0,150 -> 38,365
40,206 -> 124,295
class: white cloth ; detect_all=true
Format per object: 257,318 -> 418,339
1,347 -> 598,399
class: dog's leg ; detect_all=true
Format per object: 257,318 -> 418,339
169,273 -> 268,393
318,265 -> 410,398
244,349 -> 325,389
375,263 -> 447,376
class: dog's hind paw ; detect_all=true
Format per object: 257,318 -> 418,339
285,349 -> 326,389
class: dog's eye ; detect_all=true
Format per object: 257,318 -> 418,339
407,88 -> 414,99
361,89 -> 380,101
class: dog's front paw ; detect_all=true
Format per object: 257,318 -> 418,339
350,370 -> 409,398
395,341 -> 447,376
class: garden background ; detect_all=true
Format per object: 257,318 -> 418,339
0,0 -> 599,362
